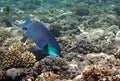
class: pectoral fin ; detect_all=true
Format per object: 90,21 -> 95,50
43,42 -> 58,56
32,46 -> 41,52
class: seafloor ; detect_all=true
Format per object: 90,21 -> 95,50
0,0 -> 120,81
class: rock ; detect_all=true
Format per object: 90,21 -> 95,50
6,68 -> 23,79
91,29 -> 105,40
108,25 -> 119,31
72,6 -> 90,16
86,53 -> 115,64
113,7 -> 120,16
115,31 -> 120,41
79,29 -> 105,41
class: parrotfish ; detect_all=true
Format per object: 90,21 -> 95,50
17,19 -> 62,57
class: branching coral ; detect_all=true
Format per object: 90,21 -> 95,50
81,64 -> 120,81
0,70 -> 6,80
9,42 -> 28,53
3,38 -> 19,47
0,46 -> 36,69
81,65 -> 111,81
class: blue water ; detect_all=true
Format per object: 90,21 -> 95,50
0,0 -> 120,11
0,0 -> 120,28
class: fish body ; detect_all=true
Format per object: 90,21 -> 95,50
18,19 -> 62,57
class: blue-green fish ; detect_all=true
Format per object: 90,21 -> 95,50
17,19 -> 62,57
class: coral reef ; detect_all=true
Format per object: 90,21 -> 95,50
81,65 -> 111,81
33,56 -> 79,79
0,70 -> 6,80
0,43 -> 36,69
59,36 -> 118,56
0,30 -> 13,46
34,72 -> 60,81
0,0 -> 120,81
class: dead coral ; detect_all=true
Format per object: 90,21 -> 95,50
0,30 -> 13,46
72,6 -> 90,16
33,56 -> 78,79
85,53 -> 114,65
59,36 -> 118,56
59,36 -> 101,55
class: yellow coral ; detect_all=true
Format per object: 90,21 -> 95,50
35,72 -> 60,81
21,51 -> 36,67
3,38 -> 19,47
115,75 -> 120,81
9,42 -> 28,53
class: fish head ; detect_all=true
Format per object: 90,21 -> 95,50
17,18 -> 31,29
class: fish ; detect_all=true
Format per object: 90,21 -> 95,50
17,19 -> 62,57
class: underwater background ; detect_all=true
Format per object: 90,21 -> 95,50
0,0 -> 120,81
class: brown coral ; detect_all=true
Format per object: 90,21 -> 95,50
81,64 -> 120,81
9,41 -> 29,53
0,70 -> 6,80
35,72 -> 60,81
81,65 -> 111,81
3,38 -> 19,47
33,56 -> 78,79
0,47 -> 36,69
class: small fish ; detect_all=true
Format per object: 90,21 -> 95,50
17,19 -> 62,57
